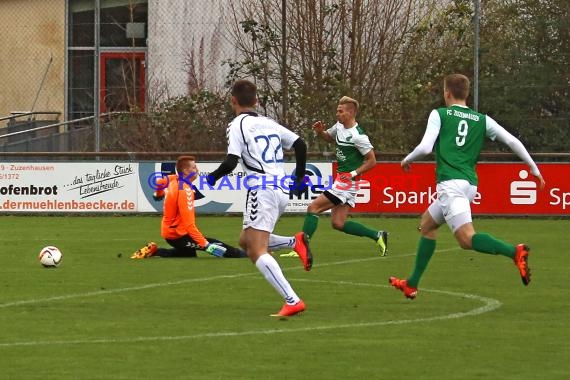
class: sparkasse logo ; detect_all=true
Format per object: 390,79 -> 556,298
510,169 -> 537,205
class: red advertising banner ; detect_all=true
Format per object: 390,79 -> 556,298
335,162 -> 570,216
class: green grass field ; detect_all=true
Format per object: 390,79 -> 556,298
0,215 -> 568,379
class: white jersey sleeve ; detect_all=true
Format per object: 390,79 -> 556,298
485,116 -> 541,176
403,109 -> 441,163
326,122 -> 339,138
354,133 -> 373,156
484,115 -> 502,141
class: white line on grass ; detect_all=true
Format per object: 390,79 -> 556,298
0,279 -> 500,348
0,247 -> 459,309
0,272 -> 257,309
0,247 -> 497,348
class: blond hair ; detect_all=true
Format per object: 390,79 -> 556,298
338,96 -> 359,113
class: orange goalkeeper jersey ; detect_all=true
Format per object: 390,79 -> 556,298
155,175 -> 208,247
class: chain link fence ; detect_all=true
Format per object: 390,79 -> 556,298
0,0 -> 568,155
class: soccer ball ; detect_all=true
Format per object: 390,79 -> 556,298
38,246 -> 63,268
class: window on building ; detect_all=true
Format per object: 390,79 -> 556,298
69,0 -> 95,47
67,0 -> 148,120
100,0 -> 148,47
68,50 -> 95,120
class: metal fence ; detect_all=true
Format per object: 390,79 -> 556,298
0,0 -> 568,154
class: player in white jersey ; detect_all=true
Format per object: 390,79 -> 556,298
301,96 -> 389,255
207,79 -> 312,317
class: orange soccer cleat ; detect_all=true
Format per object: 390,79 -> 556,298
514,244 -> 531,285
131,242 -> 158,259
294,232 -> 313,271
389,276 -> 418,299
270,300 -> 306,317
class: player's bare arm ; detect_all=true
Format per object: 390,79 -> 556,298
339,150 -> 376,181
535,173 -> 546,190
356,150 -> 376,175
313,121 -> 333,143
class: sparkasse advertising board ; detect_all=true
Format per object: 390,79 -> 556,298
346,162 -> 569,215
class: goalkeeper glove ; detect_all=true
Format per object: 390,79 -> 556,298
205,242 -> 227,257
153,191 -> 165,201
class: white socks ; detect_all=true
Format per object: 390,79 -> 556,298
268,234 -> 295,251
255,253 -> 300,305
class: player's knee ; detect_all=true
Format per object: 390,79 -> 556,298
307,203 -> 319,213
419,222 -> 438,239
421,229 -> 437,239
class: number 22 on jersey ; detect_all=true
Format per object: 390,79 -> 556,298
254,134 -> 283,163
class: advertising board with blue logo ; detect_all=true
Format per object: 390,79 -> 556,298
139,161 -> 333,213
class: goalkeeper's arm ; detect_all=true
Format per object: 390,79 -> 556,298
207,154 -> 239,185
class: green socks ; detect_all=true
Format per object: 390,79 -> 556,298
341,220 -> 379,240
405,233 -> 516,288
407,236 -> 436,288
472,233 -> 516,259
303,216 -> 379,242
302,213 -> 319,240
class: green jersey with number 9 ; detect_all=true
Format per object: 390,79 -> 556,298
435,105 -> 486,185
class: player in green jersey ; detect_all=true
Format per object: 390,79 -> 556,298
300,96 -> 389,256
389,74 -> 545,299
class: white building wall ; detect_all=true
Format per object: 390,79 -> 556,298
147,0 -> 238,103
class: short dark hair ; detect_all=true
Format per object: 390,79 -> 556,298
231,79 -> 257,107
176,155 -> 196,173
444,74 -> 470,100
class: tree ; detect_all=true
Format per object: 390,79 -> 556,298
479,0 -> 570,152
201,0 -> 568,153
388,0 -> 475,150
225,0 -> 438,152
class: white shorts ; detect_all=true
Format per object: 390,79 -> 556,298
428,179 -> 478,232
242,187 -> 288,232
324,179 -> 359,207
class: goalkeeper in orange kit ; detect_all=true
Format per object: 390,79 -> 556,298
131,155 -> 246,259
